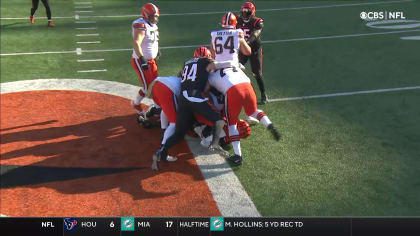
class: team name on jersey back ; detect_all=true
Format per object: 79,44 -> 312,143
132,18 -> 159,60
210,29 -> 243,67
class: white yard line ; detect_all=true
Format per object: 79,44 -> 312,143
75,27 -> 97,30
77,69 -> 107,73
1,0 -> 413,20
269,86 -> 420,102
74,2 -> 92,4
75,6 -> 93,9
77,59 -> 105,62
75,21 -> 96,24
76,41 -> 101,44
76,48 -> 82,55
75,11 -> 94,13
3,29 -> 420,57
76,34 -> 100,37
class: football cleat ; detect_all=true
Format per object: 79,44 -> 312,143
165,155 -> 178,162
30,16 -> 34,24
228,154 -> 243,166
48,21 -> 54,27
267,123 -> 281,141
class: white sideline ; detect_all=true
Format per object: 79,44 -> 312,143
0,79 -> 261,217
0,0 -> 413,20
2,29 -> 420,57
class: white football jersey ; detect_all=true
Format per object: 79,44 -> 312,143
208,68 -> 251,94
132,18 -> 159,60
210,29 -> 243,67
154,76 -> 181,96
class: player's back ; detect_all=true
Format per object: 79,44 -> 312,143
209,68 -> 251,95
181,57 -> 212,101
210,29 -> 243,67
155,76 -> 181,95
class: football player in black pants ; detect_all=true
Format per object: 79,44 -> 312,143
30,0 -> 54,27
237,2 -> 266,104
152,47 -> 231,171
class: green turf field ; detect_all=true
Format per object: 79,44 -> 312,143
1,0 -> 420,216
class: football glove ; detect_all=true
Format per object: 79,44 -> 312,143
140,56 -> 149,70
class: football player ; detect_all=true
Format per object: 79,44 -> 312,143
152,47 -> 233,170
237,2 -> 267,104
150,76 -> 181,162
209,53 -> 281,166
131,3 -> 160,117
210,12 -> 251,69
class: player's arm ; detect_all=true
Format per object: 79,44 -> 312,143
247,19 -> 263,44
209,37 -> 216,59
133,28 -> 149,69
239,30 -> 252,56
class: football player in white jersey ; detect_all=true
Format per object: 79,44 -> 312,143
210,12 -> 251,69
131,3 -> 160,116
209,44 -> 281,166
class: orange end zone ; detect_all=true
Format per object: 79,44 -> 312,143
0,90 -> 220,217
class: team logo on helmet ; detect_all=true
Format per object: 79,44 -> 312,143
142,3 -> 160,24
194,46 -> 212,58
237,120 -> 251,139
240,2 -> 256,22
221,12 -> 237,29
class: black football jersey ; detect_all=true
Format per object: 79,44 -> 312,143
237,16 -> 263,49
180,57 -> 212,100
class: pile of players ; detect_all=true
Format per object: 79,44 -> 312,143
130,2 -> 280,170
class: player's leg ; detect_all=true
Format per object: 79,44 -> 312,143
250,48 -> 267,104
152,97 -> 193,170
225,88 -> 245,165
41,0 -> 53,26
131,58 -> 149,114
243,83 -> 280,141
30,0 -> 40,23
152,81 -> 177,147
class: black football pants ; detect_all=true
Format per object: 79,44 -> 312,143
160,95 -> 222,159
31,0 -> 52,20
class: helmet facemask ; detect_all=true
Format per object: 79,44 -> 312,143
241,9 -> 252,22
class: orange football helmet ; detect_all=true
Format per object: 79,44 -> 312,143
221,12 -> 237,29
142,3 -> 160,24
194,46 -> 212,58
237,120 -> 251,139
